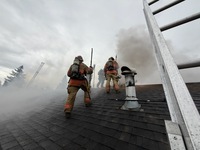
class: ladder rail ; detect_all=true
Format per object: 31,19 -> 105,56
27,62 -> 45,87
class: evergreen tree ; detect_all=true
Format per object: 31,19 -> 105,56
3,65 -> 26,87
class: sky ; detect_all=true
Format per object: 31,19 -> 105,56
0,0 -> 200,88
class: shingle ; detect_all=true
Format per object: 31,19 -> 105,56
146,123 -> 166,133
104,122 -> 120,130
49,134 -> 63,142
67,124 -> 85,133
18,139 -> 35,146
119,132 -> 131,142
79,129 -> 96,138
158,142 -> 171,150
62,142 -> 84,150
90,132 -> 105,143
128,144 -> 147,150
40,139 -> 63,149
0,129 -> 9,137
129,134 -> 137,145
93,143 -> 113,150
101,136 -> 119,149
118,124 -> 133,133
142,138 -> 160,150
136,136 -> 145,147
72,135 -> 90,146
8,145 -> 23,150
110,117 -> 120,123
22,142 -> 39,150
32,135 -> 47,142
132,127 -> 155,140
1,140 -> 19,150
49,125 -> 65,134
83,139 -> 99,149
114,140 -> 129,150
132,121 -> 148,129
85,124 -> 100,133
15,135 -> 30,143
153,132 -> 168,143
99,120 -> 108,126
99,126 -> 119,137
63,130 -> 79,141
0,135 -> 16,145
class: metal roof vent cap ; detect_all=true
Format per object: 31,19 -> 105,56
120,66 -> 141,111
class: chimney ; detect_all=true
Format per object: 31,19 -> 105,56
120,66 -> 141,110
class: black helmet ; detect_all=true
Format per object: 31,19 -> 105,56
108,57 -> 114,61
77,55 -> 83,61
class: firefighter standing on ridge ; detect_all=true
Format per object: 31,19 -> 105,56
64,56 -> 93,118
104,57 -> 120,93
97,69 -> 105,88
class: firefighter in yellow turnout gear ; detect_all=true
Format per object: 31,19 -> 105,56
64,56 -> 93,118
104,57 -> 120,94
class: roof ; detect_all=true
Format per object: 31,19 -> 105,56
0,83 -> 200,150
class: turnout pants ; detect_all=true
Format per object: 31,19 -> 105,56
106,73 -> 119,93
64,80 -> 91,113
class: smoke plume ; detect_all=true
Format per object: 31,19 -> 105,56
116,26 -> 200,84
116,26 -> 160,84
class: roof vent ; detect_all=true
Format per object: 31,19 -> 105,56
120,66 -> 141,111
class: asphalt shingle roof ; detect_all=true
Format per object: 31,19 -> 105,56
0,83 -> 200,150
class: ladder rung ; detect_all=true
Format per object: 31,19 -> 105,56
160,12 -> 200,31
153,0 -> 185,15
148,0 -> 159,6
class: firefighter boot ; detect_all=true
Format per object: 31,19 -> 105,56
64,110 -> 71,119
85,97 -> 92,107
85,103 -> 92,107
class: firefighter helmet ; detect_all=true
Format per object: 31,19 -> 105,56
108,57 -> 114,61
77,56 -> 83,61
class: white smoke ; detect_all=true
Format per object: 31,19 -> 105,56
0,86 -> 67,121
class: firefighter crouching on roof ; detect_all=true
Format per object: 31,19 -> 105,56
64,55 -> 93,118
104,57 -> 120,93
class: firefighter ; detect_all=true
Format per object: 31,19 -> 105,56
97,69 -> 105,88
104,57 -> 120,93
64,55 -> 93,118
